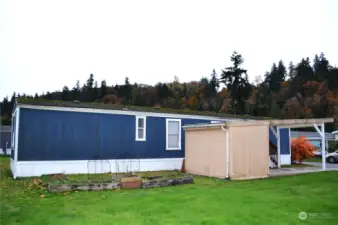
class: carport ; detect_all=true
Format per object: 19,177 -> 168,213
183,118 -> 334,180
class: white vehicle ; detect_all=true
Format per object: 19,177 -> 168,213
313,149 -> 328,157
326,150 -> 338,163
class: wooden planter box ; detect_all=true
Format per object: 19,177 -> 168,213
120,176 -> 142,189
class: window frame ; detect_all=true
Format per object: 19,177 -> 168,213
166,118 -> 182,150
135,116 -> 146,141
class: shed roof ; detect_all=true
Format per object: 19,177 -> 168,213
290,131 -> 335,140
183,118 -> 334,130
16,98 -> 269,120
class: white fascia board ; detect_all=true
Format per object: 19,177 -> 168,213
19,104 -> 246,121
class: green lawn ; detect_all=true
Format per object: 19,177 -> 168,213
304,158 -> 324,163
1,157 -> 338,225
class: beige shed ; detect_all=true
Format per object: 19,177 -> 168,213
184,121 -> 270,180
183,118 -> 334,180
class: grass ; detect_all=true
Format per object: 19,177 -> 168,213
1,157 -> 338,225
304,157 -> 324,163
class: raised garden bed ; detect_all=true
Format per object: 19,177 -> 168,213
142,176 -> 193,188
48,182 -> 120,193
46,172 -> 194,193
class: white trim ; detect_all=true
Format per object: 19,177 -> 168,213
12,158 -> 184,178
10,158 -> 17,179
12,107 -> 17,116
19,104 -> 241,121
183,123 -> 224,129
313,124 -> 323,138
321,123 -> 326,171
277,124 -> 323,129
281,154 -> 291,165
270,127 -> 278,139
166,119 -> 182,150
135,116 -> 146,141
14,107 -> 20,162
277,127 -> 281,168
291,137 -> 335,141
289,128 -> 291,157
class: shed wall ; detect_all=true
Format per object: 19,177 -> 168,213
185,128 -> 227,178
230,125 -> 269,180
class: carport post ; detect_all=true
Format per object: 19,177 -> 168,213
321,123 -> 326,171
277,127 -> 281,168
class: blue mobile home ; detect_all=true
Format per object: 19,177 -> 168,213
0,126 -> 12,155
10,99 -> 291,178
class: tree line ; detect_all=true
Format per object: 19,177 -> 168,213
1,51 -> 338,130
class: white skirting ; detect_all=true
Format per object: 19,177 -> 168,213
281,154 -> 291,165
10,158 -> 17,178
0,148 -> 11,155
11,158 -> 184,178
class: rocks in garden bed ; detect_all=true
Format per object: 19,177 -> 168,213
48,182 -> 120,193
142,176 -> 194,189
147,175 -> 162,180
47,175 -> 194,192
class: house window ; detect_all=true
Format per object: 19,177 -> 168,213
166,119 -> 181,150
135,116 -> 146,141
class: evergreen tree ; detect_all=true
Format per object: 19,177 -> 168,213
277,60 -> 286,83
100,80 -> 107,99
328,67 -> 338,91
290,58 -> 314,96
288,62 -> 296,80
71,80 -> 81,100
220,51 -> 252,114
155,83 -> 172,102
61,86 -> 69,101
122,77 -> 132,105
264,60 -> 285,92
313,53 -> 330,82
86,74 -> 94,89
209,69 -> 219,96
182,83 -> 187,98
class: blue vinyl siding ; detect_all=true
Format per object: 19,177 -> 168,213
269,127 -> 290,155
18,108 -> 212,161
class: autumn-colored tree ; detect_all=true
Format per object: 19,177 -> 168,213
291,136 -> 316,163
188,96 -> 198,110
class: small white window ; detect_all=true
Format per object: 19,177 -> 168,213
166,119 -> 181,150
211,121 -> 222,124
135,116 -> 146,141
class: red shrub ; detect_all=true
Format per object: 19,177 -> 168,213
291,136 -> 316,163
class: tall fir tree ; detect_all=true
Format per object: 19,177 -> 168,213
100,80 -> 107,99
313,53 -> 330,82
220,51 -> 252,114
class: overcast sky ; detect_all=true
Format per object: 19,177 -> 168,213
0,0 -> 337,99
